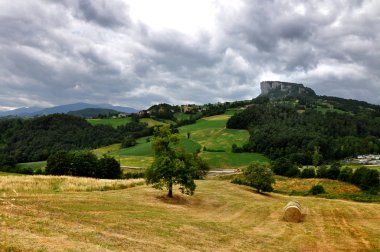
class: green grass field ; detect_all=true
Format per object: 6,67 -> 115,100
140,118 -> 171,127
106,112 -> 267,169
1,176 -> 379,251
178,114 -> 249,151
368,165 -> 380,172
93,143 -> 121,156
87,117 -> 132,128
201,152 -> 269,168
316,106 -> 347,114
87,117 -> 172,128
16,161 -> 47,171
108,138 -> 201,168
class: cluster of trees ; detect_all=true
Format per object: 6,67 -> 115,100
227,100 -> 380,164
67,108 -> 119,118
146,103 -> 181,120
232,159 -> 378,194
271,159 -> 379,193
140,101 -> 258,128
46,151 -> 122,179
0,114 -> 151,169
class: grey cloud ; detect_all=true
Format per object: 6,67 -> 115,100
77,0 -> 130,28
0,0 -> 379,110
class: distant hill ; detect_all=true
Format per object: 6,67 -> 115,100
259,81 -> 380,114
0,103 -> 138,117
67,108 -> 120,118
0,107 -> 43,117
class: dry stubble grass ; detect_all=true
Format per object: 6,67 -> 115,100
0,175 -> 144,193
0,179 -> 380,251
274,177 -> 361,194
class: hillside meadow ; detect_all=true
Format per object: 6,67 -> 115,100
1,176 -> 379,251
88,112 -> 269,169
87,117 -> 132,128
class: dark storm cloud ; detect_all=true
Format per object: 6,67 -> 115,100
0,0 -> 379,110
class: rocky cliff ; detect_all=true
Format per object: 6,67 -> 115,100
260,81 -> 316,99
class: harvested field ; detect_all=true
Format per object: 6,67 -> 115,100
1,179 -> 379,251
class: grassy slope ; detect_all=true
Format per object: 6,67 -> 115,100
16,161 -> 47,171
201,152 -> 269,168
87,117 -> 170,128
179,115 -> 249,150
179,114 -> 268,168
1,178 -> 379,251
87,117 -> 132,128
104,112 -> 268,169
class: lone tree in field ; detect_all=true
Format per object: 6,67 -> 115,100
145,126 -> 201,197
243,162 -> 275,193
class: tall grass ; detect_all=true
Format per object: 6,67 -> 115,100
0,175 -> 144,193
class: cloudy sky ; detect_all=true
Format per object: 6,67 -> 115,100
1,0 -> 379,110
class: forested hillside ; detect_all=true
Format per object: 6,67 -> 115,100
0,114 -> 151,168
227,96 -> 380,164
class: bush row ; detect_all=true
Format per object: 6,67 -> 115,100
46,151 -> 122,179
271,158 -> 379,193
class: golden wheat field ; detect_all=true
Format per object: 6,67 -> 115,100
0,176 -> 380,251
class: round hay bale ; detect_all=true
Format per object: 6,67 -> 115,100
283,201 -> 302,223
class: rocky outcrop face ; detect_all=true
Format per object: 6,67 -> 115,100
260,81 -> 316,98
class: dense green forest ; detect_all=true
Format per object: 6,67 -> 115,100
67,108 -> 119,118
0,114 -> 151,170
227,96 -> 380,164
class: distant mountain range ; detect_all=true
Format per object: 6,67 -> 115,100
0,103 -> 138,117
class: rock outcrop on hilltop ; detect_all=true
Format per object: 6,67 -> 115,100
260,81 -> 316,99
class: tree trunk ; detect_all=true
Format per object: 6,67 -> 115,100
168,179 -> 173,198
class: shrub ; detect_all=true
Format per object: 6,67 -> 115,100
46,151 -> 121,179
231,176 -> 248,186
122,136 -> 137,148
231,144 -> 244,153
124,171 -> 145,179
351,166 -> 368,186
338,167 -> 353,182
285,166 -> 300,177
96,155 -> 122,179
34,167 -> 44,175
194,155 -> 210,179
19,166 -> 34,175
326,162 -> 341,180
46,151 -> 72,175
300,167 -> 315,178
309,185 -> 326,195
70,151 -> 98,177
316,165 -> 328,178
361,169 -> 379,193
271,157 -> 295,176
352,166 -> 379,193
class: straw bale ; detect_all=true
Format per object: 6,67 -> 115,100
283,201 -> 302,222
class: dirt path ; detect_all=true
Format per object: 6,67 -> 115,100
207,169 -> 240,176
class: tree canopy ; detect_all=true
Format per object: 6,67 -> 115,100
145,126 -> 207,197
243,162 -> 275,193
227,98 -> 380,164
